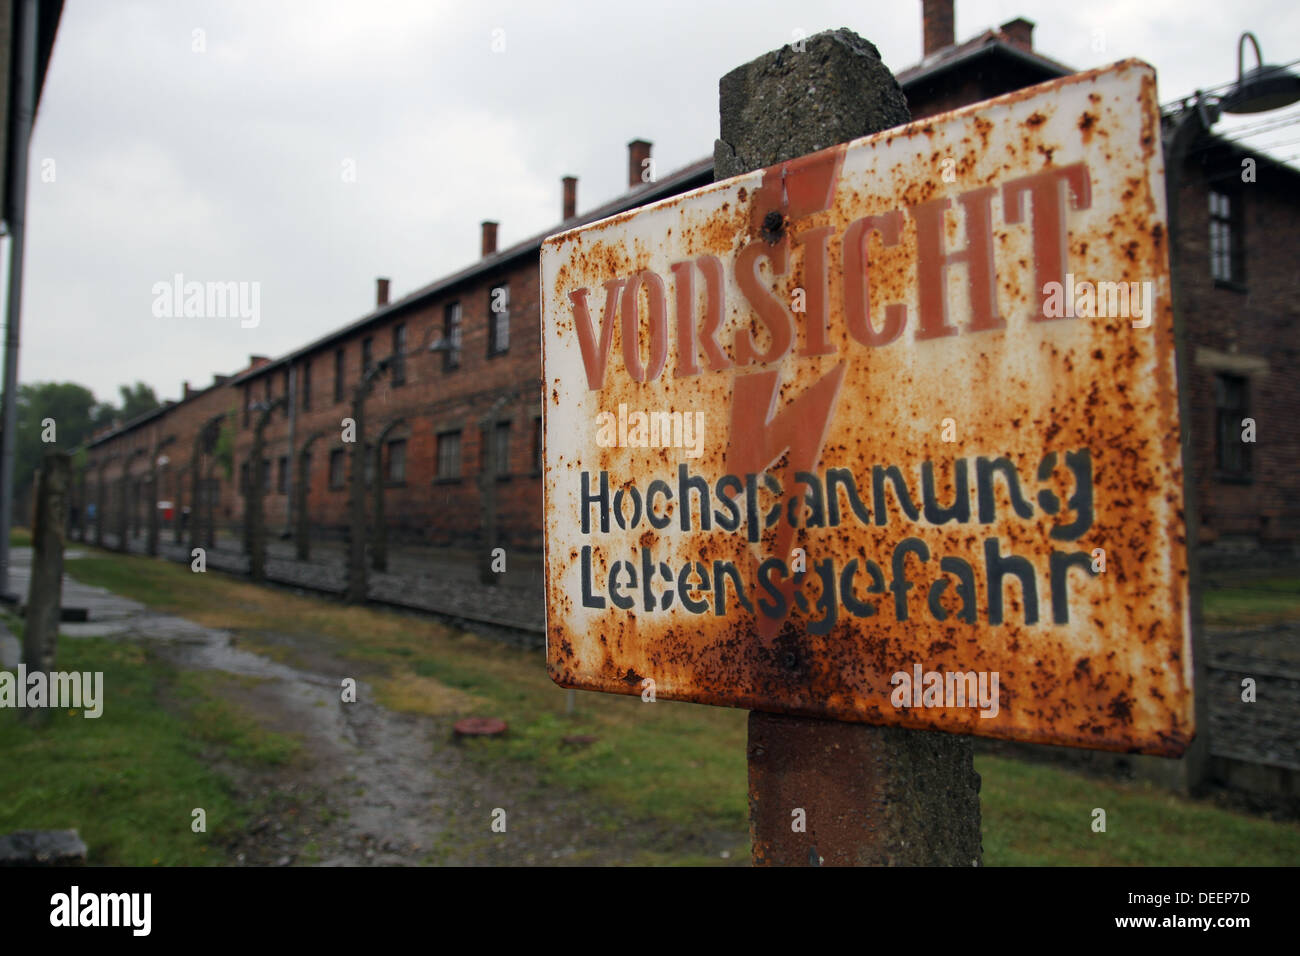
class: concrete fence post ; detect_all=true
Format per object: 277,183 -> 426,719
715,28 -> 983,866
21,451 -> 70,726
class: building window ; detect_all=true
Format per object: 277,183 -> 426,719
492,421 -> 510,476
387,439 -> 406,484
262,458 -> 271,493
1214,373 -> 1251,479
532,416 -> 542,473
489,284 -> 509,355
335,348 -> 346,402
1209,189 -> 1243,285
239,461 -> 249,494
329,449 -> 346,490
243,385 -> 250,427
302,359 -> 312,411
276,456 -> 288,494
264,376 -> 272,403
437,430 -> 462,480
444,302 -> 462,370
392,323 -> 407,386
282,368 -> 290,414
362,337 -> 374,376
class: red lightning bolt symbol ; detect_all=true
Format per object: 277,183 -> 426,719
726,362 -> 847,646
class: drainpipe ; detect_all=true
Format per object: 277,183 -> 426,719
0,0 -> 40,597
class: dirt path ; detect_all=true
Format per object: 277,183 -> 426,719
37,558 -> 726,865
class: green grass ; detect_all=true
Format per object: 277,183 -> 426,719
978,755 -> 1300,865
1202,574 -> 1300,627
176,670 -> 302,767
9,527 -> 31,547
0,634 -> 236,864
0,612 -> 301,865
64,549 -> 1300,865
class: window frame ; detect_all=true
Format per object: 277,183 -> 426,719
436,429 -> 463,482
386,438 -> 407,485
488,284 -> 510,356
1208,187 -> 1245,290
1213,372 -> 1252,482
492,420 -> 511,479
444,302 -> 462,371
392,323 -> 407,386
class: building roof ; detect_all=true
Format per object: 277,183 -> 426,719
227,26 -> 1080,391
226,156 -> 715,387
85,383 -> 219,450
895,25 -> 1072,88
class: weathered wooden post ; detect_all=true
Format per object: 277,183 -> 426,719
714,29 -> 981,866
21,451 -> 69,726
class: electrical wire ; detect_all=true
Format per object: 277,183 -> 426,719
1158,56 -> 1300,111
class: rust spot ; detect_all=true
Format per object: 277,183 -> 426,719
761,210 -> 785,244
1078,111 -> 1098,142
540,60 -> 1191,758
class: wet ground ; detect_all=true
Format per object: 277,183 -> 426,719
2,548 -> 740,866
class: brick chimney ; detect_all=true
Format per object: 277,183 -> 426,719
562,175 -> 577,219
481,220 -> 498,257
182,381 -> 191,399
1000,17 -> 1034,52
922,0 -> 955,56
376,277 -> 390,307
628,139 -> 651,188
249,355 -> 270,371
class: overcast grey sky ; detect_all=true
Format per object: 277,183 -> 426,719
12,0 -> 1300,404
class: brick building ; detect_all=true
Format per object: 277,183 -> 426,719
81,1 -> 1300,566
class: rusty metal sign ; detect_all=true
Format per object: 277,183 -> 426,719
540,60 -> 1192,755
